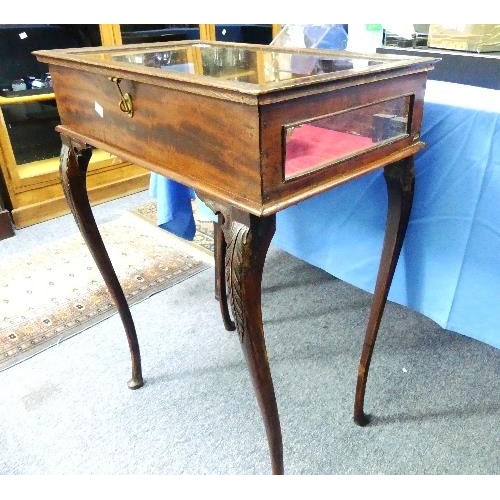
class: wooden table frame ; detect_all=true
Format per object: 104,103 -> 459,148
36,41 -> 436,474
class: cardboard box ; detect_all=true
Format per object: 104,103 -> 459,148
428,24 -> 500,53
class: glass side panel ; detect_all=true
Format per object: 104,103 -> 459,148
215,25 -> 273,44
0,24 -> 100,93
284,96 -> 411,179
2,101 -> 61,164
88,44 -> 384,84
0,25 -> 101,169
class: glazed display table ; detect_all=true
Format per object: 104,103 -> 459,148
35,41 -> 436,474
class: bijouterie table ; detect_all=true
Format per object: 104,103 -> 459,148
151,79 -> 500,350
35,41 -> 436,474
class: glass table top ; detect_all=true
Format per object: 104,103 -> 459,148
35,41 -> 437,93
90,43 -> 385,84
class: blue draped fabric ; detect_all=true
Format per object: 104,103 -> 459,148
149,176 -> 196,240
150,80 -> 500,349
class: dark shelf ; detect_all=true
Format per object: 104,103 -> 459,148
0,88 -> 53,98
377,46 -> 500,90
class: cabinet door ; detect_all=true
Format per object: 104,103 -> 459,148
0,25 -> 103,190
214,24 -> 274,44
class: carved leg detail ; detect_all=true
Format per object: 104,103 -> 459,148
354,158 -> 415,426
214,214 -> 235,331
59,136 -> 143,390
214,220 -> 221,301
222,212 -> 283,475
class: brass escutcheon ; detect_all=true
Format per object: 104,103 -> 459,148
109,77 -> 133,117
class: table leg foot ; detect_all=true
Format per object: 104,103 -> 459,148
59,136 -> 143,390
354,158 -> 415,424
353,410 -> 371,427
127,375 -> 144,390
214,214 -> 236,331
222,211 -> 284,475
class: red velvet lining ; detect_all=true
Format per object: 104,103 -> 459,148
285,124 -> 374,177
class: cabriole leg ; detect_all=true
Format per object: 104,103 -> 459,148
354,157 -> 415,426
221,210 -> 283,474
59,135 -> 143,390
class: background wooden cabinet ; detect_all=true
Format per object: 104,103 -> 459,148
0,24 -> 152,228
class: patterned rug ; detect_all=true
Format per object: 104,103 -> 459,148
0,204 -> 214,372
131,200 -> 215,255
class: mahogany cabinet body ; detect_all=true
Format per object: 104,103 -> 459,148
36,42 -> 432,216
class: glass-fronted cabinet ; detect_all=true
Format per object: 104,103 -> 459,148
0,24 -> 150,228
118,24 -> 280,45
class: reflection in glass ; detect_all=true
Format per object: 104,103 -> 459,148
98,44 -> 384,84
284,96 -> 410,178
